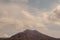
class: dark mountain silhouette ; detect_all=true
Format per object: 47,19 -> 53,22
0,29 -> 60,40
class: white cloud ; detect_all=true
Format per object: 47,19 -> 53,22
0,1 -> 60,38
0,33 -> 9,38
48,4 -> 60,25
0,3 -> 48,37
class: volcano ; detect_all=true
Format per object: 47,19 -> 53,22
0,29 -> 60,40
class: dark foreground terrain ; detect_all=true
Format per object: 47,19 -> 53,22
0,29 -> 60,40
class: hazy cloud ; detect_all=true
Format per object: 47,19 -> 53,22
0,0 -> 60,38
0,3 -> 48,37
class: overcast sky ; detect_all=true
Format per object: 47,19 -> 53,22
28,0 -> 60,31
0,0 -> 60,38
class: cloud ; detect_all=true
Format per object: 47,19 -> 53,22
0,33 -> 9,38
35,4 -> 60,26
34,4 -> 60,38
48,4 -> 60,25
0,3 -> 48,37
0,0 -> 60,38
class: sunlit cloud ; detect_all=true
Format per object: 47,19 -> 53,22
0,3 -> 48,37
48,4 -> 60,25
0,0 -> 60,38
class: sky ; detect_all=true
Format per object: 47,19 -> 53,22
0,0 -> 60,38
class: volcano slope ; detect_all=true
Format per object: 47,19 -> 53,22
0,29 -> 60,40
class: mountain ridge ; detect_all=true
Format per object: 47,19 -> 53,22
0,29 -> 60,40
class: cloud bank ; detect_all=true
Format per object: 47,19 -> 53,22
0,2 -> 48,37
0,0 -> 60,38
